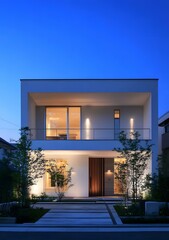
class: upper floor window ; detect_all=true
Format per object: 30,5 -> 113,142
46,107 -> 81,140
114,109 -> 120,119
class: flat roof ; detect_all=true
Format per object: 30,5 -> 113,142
20,78 -> 159,81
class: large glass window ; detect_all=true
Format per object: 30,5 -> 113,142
69,107 -> 81,140
46,107 -> 80,140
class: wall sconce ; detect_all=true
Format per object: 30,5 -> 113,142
130,118 -> 134,129
71,171 -> 76,175
130,118 -> 134,138
106,170 -> 112,174
85,118 -> 91,139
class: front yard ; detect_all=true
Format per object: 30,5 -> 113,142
0,205 -> 49,223
115,201 -> 169,224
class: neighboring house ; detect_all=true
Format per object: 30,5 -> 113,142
21,79 -> 158,197
158,112 -> 169,177
0,137 -> 16,159
158,111 -> 169,161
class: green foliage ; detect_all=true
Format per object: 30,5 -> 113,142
143,171 -> 169,202
12,127 -> 46,206
0,150 -> 15,202
114,159 -> 128,200
0,127 -> 45,206
31,192 -> 56,202
114,202 -> 145,216
143,150 -> 169,201
115,131 -> 152,201
46,159 -> 73,201
9,206 -> 49,223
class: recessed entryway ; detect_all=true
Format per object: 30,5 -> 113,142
89,158 -> 122,197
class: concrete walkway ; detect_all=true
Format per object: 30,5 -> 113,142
35,203 -> 121,226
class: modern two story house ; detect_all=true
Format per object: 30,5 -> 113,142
21,79 -> 158,197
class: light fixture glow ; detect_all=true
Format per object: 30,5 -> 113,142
106,170 -> 112,174
85,118 -> 91,139
130,118 -> 134,138
130,118 -> 134,129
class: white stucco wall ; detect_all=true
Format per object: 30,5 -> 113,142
82,106 -> 143,139
65,155 -> 88,197
30,177 -> 44,196
42,153 -> 89,197
143,95 -> 152,139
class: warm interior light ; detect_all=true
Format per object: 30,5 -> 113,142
106,170 -> 112,174
114,110 -> 120,119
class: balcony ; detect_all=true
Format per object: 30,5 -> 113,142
30,128 -> 150,141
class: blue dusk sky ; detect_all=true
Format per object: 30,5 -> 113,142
0,0 -> 169,141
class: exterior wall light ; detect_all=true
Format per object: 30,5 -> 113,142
85,118 -> 91,139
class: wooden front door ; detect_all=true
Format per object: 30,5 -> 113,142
89,158 -> 104,196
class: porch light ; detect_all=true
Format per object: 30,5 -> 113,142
106,170 -> 112,174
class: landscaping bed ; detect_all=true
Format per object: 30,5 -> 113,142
0,206 -> 49,223
121,216 -> 169,224
115,202 -> 169,224
14,207 -> 49,223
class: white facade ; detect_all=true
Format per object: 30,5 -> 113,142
21,79 -> 158,197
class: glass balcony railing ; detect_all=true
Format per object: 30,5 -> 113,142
30,128 -> 151,140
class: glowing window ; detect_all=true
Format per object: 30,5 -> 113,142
114,110 -> 120,119
46,107 -> 80,140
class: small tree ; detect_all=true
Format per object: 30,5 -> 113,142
115,131 -> 152,201
46,159 -> 73,201
114,159 -> 128,203
12,127 -> 46,206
